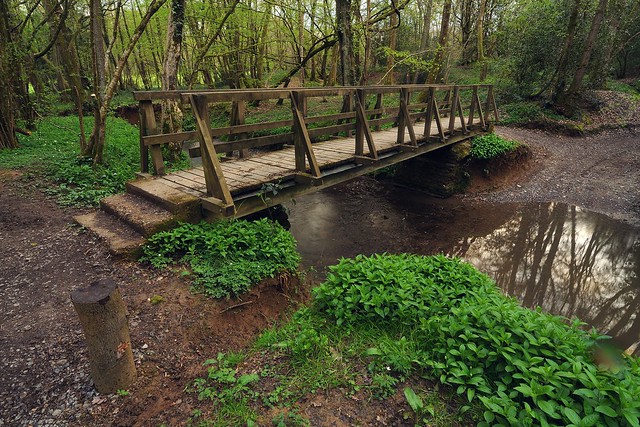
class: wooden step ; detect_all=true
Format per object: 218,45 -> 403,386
74,211 -> 146,259
126,177 -> 202,220
100,193 -> 179,237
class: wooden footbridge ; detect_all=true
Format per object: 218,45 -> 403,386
77,84 -> 498,255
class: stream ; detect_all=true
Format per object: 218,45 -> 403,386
286,177 -> 640,355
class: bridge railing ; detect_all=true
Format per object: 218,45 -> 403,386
134,84 -> 498,209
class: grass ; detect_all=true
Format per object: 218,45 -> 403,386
0,115 -> 188,207
188,253 -> 640,427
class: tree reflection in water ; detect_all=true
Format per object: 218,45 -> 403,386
462,203 -> 640,354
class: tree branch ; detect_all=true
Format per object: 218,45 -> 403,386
33,0 -> 69,60
272,35 -> 337,88
187,0 -> 241,87
101,0 -> 168,110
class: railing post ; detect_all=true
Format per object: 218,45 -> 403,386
355,88 -> 378,159
355,90 -> 365,156
475,86 -> 486,130
397,88 -> 406,144
229,100 -> 248,158
424,86 -> 434,138
484,86 -> 499,124
139,100 -> 164,175
448,86 -> 459,135
398,87 -> 417,146
291,91 -> 321,177
457,88 -> 468,134
468,87 -> 477,128
189,94 -> 234,208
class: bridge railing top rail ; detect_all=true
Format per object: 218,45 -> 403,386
133,84 -> 495,101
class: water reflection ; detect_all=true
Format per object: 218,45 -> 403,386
463,203 -> 640,354
287,182 -> 640,354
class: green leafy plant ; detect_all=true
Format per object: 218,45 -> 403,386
141,219 -> 300,298
312,253 -> 640,427
404,387 -> 435,425
470,133 -> 520,160
271,410 -> 310,427
190,353 -> 259,425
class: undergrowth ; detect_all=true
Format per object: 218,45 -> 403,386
141,219 -> 300,299
190,254 -> 640,427
0,115 -> 188,206
470,133 -> 520,160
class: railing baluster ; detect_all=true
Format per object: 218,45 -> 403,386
355,88 -> 378,159
475,88 -> 486,130
140,100 -> 164,175
189,94 -> 234,208
291,91 -> 321,177
448,86 -> 459,135
424,87 -> 434,138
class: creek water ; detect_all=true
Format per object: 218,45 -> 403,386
286,177 -> 640,355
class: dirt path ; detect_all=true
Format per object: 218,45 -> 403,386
0,127 -> 639,426
0,170 -> 299,427
468,126 -> 640,226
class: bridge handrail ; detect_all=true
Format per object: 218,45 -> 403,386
135,84 -> 498,210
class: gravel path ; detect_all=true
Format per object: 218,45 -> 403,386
471,126 -> 640,226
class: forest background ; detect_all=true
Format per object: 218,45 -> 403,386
0,0 -> 639,163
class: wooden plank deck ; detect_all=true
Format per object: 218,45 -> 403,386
155,118 -> 469,199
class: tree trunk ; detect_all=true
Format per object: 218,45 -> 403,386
71,279 -> 136,393
256,3 -> 271,84
336,0 -> 356,85
0,19 -> 17,149
460,0 -> 474,63
477,0 -> 486,61
84,0 -> 107,161
553,0 -> 582,102
85,0 -> 168,164
567,0 -> 609,95
592,0 -> 628,88
413,0 -> 433,83
359,0 -> 372,85
2,4 -> 34,129
186,0 -> 240,88
298,0 -> 305,83
44,0 -> 88,151
385,11 -> 398,84
428,0 -> 452,83
161,0 -> 185,134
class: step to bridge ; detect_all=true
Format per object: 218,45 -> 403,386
74,179 -> 203,258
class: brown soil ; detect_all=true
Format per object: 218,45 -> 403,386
1,123 -> 639,426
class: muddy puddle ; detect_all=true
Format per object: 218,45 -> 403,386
286,178 -> 640,354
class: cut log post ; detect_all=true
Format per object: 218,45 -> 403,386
71,279 -> 136,394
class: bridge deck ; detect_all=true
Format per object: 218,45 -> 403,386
152,119 -> 466,200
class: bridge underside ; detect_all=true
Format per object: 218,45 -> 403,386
130,119 -> 484,221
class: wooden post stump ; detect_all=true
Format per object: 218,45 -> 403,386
71,279 -> 136,393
